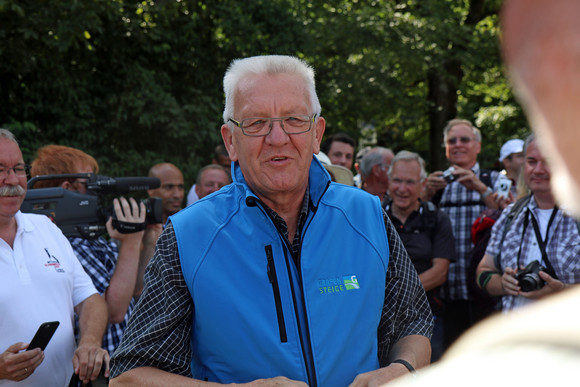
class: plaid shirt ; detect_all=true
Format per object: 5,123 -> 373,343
110,196 -> 432,378
438,163 -> 499,300
486,196 -> 580,310
69,237 -> 134,354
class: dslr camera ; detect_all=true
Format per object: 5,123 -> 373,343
515,260 -> 547,292
21,173 -> 163,239
442,167 -> 457,183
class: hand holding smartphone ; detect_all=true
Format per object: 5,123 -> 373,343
26,321 -> 59,351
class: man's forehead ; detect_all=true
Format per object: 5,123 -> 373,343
234,73 -> 310,114
448,124 -> 474,136
330,141 -> 354,152
392,159 -> 421,174
202,168 -> 227,180
0,138 -> 23,162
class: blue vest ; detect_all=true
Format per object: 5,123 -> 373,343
171,158 -> 390,387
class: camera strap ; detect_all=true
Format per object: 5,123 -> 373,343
112,219 -> 147,234
516,208 -> 558,279
529,208 -> 558,279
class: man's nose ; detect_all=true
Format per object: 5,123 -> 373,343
265,120 -> 290,144
4,169 -> 20,184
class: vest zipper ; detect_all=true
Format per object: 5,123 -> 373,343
265,245 -> 288,343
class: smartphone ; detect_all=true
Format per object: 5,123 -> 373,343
26,321 -> 60,351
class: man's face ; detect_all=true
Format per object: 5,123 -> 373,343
149,167 -> 184,217
0,138 -> 27,220
503,152 -> 525,176
445,124 -> 481,169
327,141 -> 354,170
388,159 -> 424,212
195,168 -> 229,199
221,73 -> 325,203
524,140 -> 552,195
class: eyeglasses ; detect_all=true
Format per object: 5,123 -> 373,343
0,164 -> 31,179
228,114 -> 316,137
446,136 -> 474,145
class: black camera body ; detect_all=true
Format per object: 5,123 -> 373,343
21,173 -> 163,239
442,167 -> 457,183
515,260 -> 546,292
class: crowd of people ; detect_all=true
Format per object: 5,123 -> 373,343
1,1 -> 579,385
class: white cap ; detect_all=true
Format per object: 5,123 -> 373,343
499,139 -> 524,162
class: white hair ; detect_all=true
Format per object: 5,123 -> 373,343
387,150 -> 428,181
0,128 -> 18,145
443,118 -> 482,143
222,55 -> 322,126
359,147 -> 394,179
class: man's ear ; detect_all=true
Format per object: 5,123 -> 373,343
221,124 -> 238,162
61,181 -> 73,191
312,116 -> 326,155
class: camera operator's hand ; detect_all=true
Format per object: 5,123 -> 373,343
520,271 -> 567,300
422,171 -> 447,201
106,197 -> 146,241
501,267 -> 521,296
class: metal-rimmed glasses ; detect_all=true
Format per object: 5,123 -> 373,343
228,114 -> 316,137
0,164 -> 31,179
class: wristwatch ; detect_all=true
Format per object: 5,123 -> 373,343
481,186 -> 493,200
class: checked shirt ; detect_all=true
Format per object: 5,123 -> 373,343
437,163 -> 499,300
486,196 -> 580,310
69,237 -> 134,354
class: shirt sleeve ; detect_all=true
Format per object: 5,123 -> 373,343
110,221 -> 194,378
377,210 -> 434,367
69,237 -> 117,294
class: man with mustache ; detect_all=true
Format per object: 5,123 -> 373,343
0,129 -> 109,386
30,144 -> 151,358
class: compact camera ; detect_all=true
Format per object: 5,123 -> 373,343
442,167 -> 457,183
495,174 -> 512,199
515,260 -> 546,292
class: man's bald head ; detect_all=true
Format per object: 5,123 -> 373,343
147,163 -> 184,222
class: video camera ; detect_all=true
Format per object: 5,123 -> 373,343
21,173 -> 163,239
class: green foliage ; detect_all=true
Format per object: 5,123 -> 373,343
0,0 -> 528,184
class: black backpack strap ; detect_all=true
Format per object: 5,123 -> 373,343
493,195 -> 531,271
421,201 -> 438,230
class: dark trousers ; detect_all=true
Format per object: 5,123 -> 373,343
442,299 -> 485,350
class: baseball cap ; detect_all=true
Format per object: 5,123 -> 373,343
499,139 -> 524,162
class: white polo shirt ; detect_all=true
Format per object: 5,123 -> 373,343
0,211 -> 97,387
